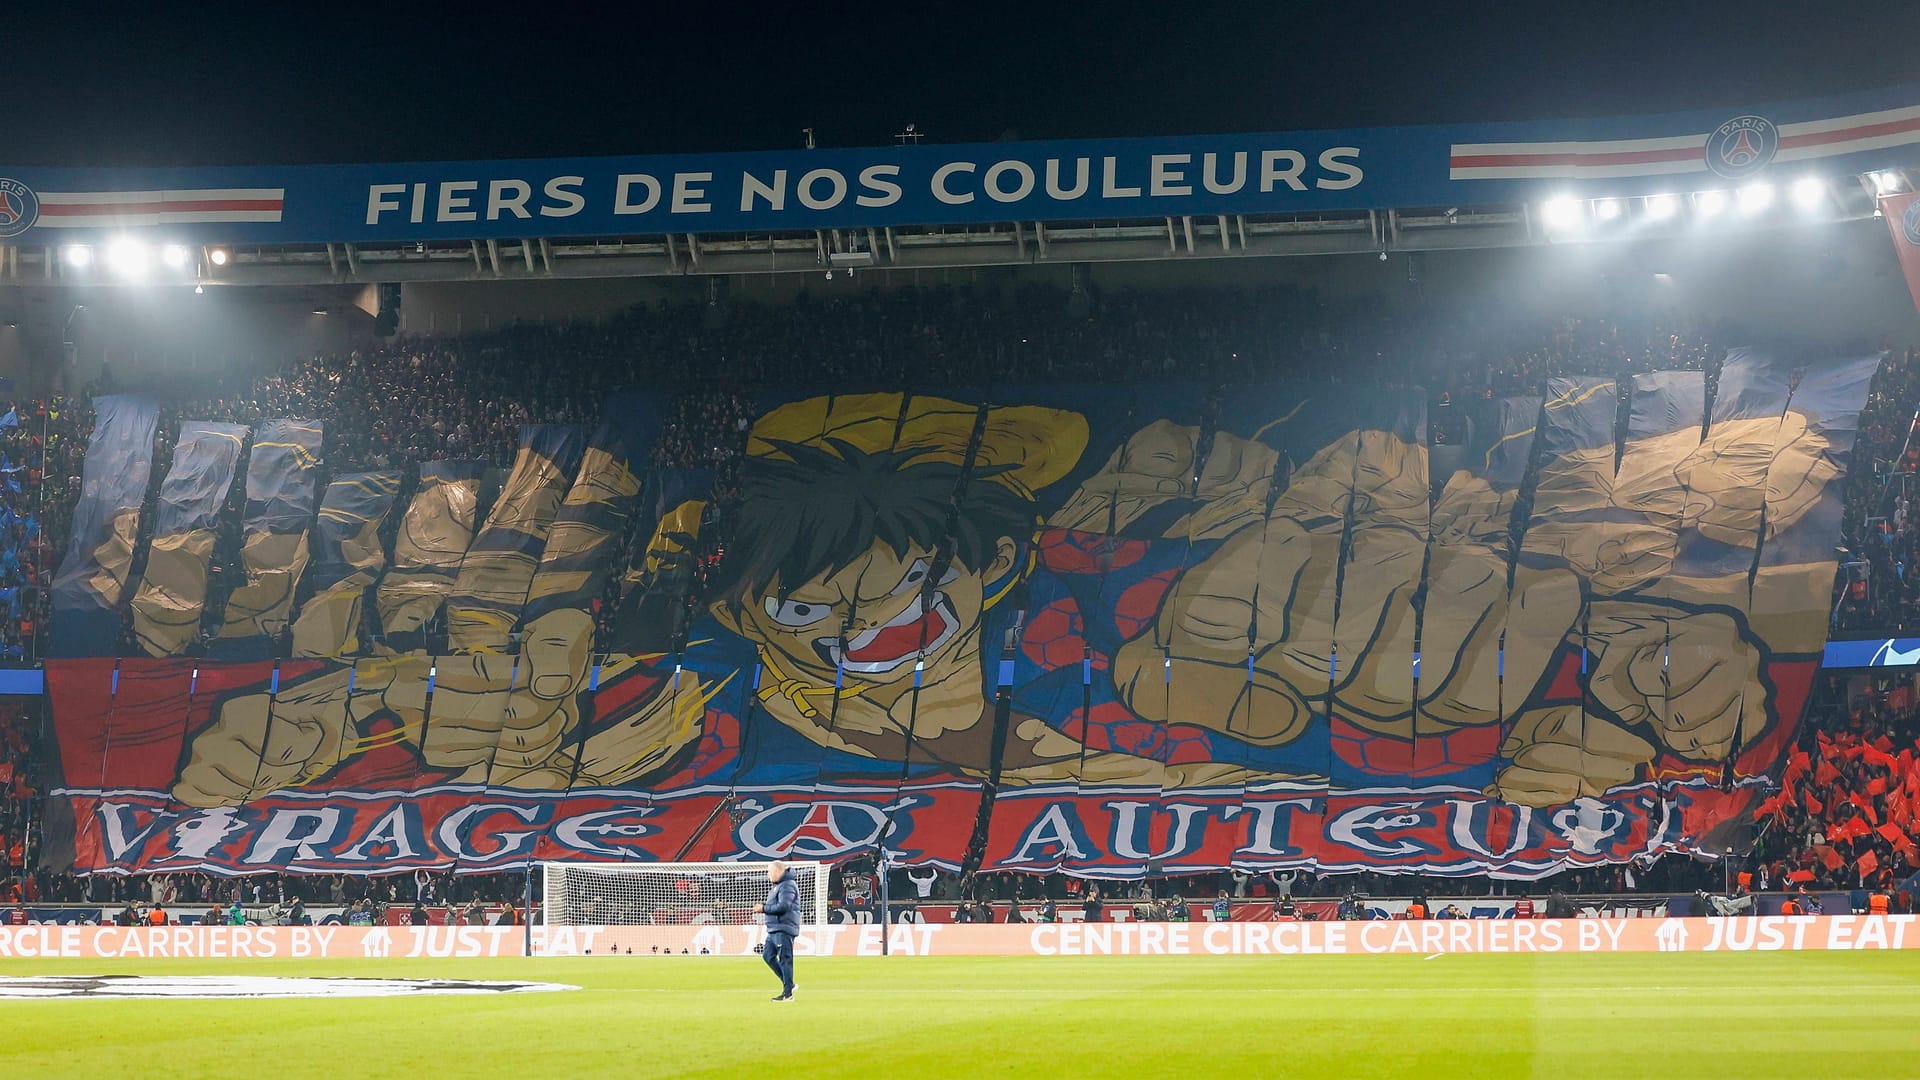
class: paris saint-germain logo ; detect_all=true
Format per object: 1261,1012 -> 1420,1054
0,179 -> 38,239
1705,115 -> 1779,179
1903,199 -> 1920,247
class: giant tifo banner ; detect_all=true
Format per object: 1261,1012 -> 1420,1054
1,918 -> 1918,960
41,354 -> 1878,878
1,83 -> 1919,242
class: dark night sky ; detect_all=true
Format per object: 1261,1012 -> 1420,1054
9,3 -> 1920,166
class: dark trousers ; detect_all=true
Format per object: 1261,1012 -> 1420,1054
762,934 -> 794,995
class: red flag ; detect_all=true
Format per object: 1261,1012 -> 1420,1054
1878,822 -> 1907,846
1788,869 -> 1817,884
1864,746 -> 1897,770
1821,845 -> 1846,871
1786,747 -> 1811,783
1805,792 -> 1825,815
1882,191 -> 1920,314
1817,760 -> 1842,787
1859,850 -> 1881,878
1875,735 -> 1896,754
1870,777 -> 1891,796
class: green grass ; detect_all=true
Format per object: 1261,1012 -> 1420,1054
3,952 -> 1917,1079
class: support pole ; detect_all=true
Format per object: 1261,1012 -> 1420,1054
878,846 -> 892,956
523,862 -> 534,957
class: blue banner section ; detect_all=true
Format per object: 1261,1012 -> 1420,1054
148,422 -> 249,537
0,634 -> 1898,697
210,419 -> 324,660
1,82 -> 1917,243
49,396 -> 159,658
1825,638 -> 1920,668
128,421 -> 249,657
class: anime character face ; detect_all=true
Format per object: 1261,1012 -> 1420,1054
729,535 -> 1020,682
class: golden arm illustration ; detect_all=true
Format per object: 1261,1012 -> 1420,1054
1091,422 -> 1578,766
174,445 -> 701,805
1491,412 -> 1839,804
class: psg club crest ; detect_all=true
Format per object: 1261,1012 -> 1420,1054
1903,199 -> 1920,247
1705,115 -> 1779,179
0,179 -> 38,238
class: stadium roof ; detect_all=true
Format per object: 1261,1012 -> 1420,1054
2,83 -> 1916,286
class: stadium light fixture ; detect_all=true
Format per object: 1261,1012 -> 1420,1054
1645,193 -> 1680,221
194,283 -> 204,295
1790,177 -> 1827,210
1694,190 -> 1728,218
61,244 -> 92,268
1593,198 -> 1623,222
105,238 -> 151,277
1540,196 -> 1584,233
161,243 -> 191,269
1872,170 -> 1907,195
208,247 -> 230,267
1737,182 -> 1774,215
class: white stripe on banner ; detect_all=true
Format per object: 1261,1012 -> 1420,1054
35,188 -> 286,205
1447,132 -> 1704,159
1449,159 -> 1710,181
36,211 -> 286,228
1777,130 -> 1920,163
1449,102 -> 1920,180
1779,103 -> 1920,137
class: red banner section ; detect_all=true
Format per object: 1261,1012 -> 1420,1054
1882,191 -> 1920,315
59,779 -> 1749,879
0,917 -> 1916,960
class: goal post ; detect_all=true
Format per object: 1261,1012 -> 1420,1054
537,861 -> 829,956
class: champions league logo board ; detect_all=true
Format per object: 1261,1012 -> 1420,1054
1903,199 -> 1920,247
1705,115 -> 1780,178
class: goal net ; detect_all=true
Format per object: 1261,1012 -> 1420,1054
538,861 -> 829,956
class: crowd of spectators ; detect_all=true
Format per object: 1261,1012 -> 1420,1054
1749,671 -> 1920,899
0,706 -> 36,887
1,282 -> 1917,904
0,397 -> 84,667
1834,347 -> 1920,633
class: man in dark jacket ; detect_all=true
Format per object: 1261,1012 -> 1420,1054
758,862 -> 800,1002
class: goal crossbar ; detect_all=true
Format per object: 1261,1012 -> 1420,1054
539,861 -> 829,951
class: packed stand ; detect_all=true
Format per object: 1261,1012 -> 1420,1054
7,284 -> 1919,907
1750,671 -> 1920,905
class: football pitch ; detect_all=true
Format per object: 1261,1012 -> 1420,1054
3,951 -> 1916,1079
